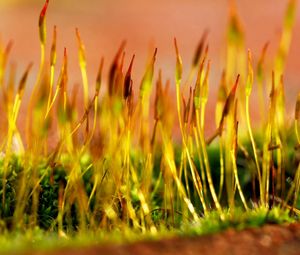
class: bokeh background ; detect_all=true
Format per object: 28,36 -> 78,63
0,0 -> 300,126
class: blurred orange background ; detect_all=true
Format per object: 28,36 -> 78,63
0,0 -> 299,127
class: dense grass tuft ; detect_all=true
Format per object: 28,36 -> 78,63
0,0 -> 299,251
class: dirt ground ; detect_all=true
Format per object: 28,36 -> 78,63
26,223 -> 300,255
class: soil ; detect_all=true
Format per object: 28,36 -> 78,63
27,223 -> 300,255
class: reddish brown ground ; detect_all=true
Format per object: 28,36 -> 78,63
26,223 -> 300,255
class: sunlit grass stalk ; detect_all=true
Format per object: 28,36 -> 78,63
174,39 -> 207,213
55,48 -> 75,154
192,60 -> 208,199
215,71 -> 227,200
158,121 -> 199,221
220,74 -> 240,207
129,159 -> 157,233
180,139 -> 190,199
267,78 -> 284,199
192,124 -> 207,198
231,149 -> 248,210
218,137 -> 225,200
139,48 -> 157,153
194,65 -> 221,211
76,28 -> 89,109
262,72 -> 277,205
225,115 -> 235,206
79,58 -> 104,151
183,30 -> 208,89
245,50 -> 263,205
197,59 -> 210,198
231,100 -> 248,210
262,124 -> 272,206
275,76 -> 286,195
191,47 -> 221,211
195,110 -> 221,212
46,26 -> 57,114
200,60 -> 210,129
26,0 -> 49,147
274,126 -> 283,196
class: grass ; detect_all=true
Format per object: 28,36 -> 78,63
0,207 -> 295,254
0,0 -> 299,253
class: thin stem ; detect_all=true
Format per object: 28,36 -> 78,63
26,43 -> 45,146
218,135 -> 225,200
196,110 -> 222,212
246,95 -> 263,205
231,150 -> 249,211
175,82 -> 207,213
46,64 -> 55,114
